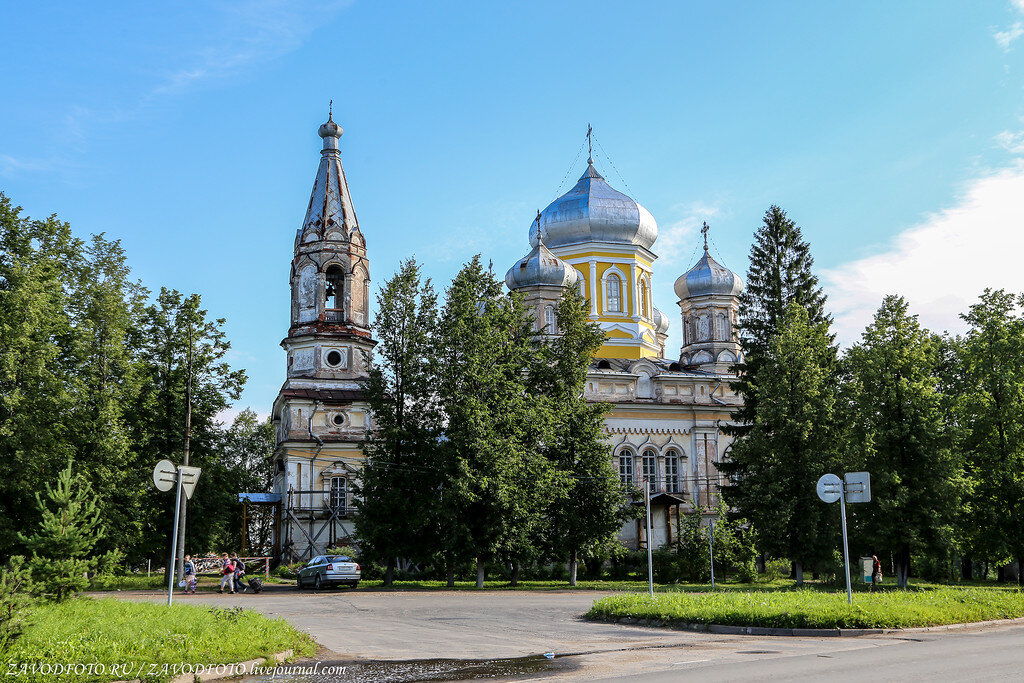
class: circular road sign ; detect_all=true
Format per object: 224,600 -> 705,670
153,459 -> 177,492
816,473 -> 842,503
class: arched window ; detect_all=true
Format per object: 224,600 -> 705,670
606,273 -> 622,313
638,279 -> 649,318
544,305 -> 557,333
325,265 -> 345,312
664,450 -> 681,493
618,449 -> 634,485
641,449 -> 658,493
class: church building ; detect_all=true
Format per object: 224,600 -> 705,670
269,115 -> 745,560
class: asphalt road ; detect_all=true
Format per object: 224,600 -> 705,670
112,584 -> 1024,681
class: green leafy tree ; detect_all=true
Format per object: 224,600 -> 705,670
435,256 -> 550,587
720,302 -> 840,583
843,296 -> 962,587
18,459 -> 105,601
355,258 -> 442,586
531,288 -> 632,585
955,289 -> 1024,582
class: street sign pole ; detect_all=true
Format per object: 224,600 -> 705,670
708,519 -> 716,589
167,469 -> 182,606
644,479 -> 654,598
839,485 -> 852,605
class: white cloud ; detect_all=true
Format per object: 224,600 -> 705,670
996,129 -> 1024,154
823,162 -> 1024,344
994,21 -> 1024,50
655,202 -> 719,267
1014,0 -> 1024,13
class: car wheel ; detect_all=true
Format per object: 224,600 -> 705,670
314,574 -> 322,590
351,581 -> 359,589
297,576 -> 304,589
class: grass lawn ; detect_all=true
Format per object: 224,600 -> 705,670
586,586 -> 1024,629
0,597 -> 316,683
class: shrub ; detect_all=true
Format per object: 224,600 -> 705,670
762,558 -> 791,582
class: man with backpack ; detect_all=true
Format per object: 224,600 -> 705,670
219,553 -> 235,594
232,554 -> 263,594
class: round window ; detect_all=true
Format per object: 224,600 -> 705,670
325,350 -> 343,367
332,414 -> 345,426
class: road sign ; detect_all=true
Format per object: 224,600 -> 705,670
816,473 -> 842,503
178,466 -> 202,500
844,472 -> 871,503
153,460 -> 177,492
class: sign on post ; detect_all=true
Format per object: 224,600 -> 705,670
151,460 -> 201,606
178,465 -> 202,500
153,460 -> 177,492
816,471 -> 872,605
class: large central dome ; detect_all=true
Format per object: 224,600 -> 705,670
529,160 -> 658,250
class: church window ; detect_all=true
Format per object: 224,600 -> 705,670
716,312 -> 729,340
638,279 -> 649,318
618,449 -> 634,485
326,350 -> 343,367
544,305 -> 557,333
606,274 -> 622,313
332,413 -> 346,426
329,477 -> 347,511
664,450 -> 681,493
641,449 -> 658,492
325,265 -> 345,312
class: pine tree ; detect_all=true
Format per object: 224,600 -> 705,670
732,205 -> 831,427
719,302 -> 840,582
531,288 -> 631,586
355,258 -> 442,585
844,296 -> 962,587
18,459 -> 105,601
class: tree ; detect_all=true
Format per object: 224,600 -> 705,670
955,289 -> 1024,582
355,258 -> 442,586
435,256 -> 549,587
732,205 -> 831,428
720,302 -> 841,582
18,459 -> 105,601
531,288 -> 632,585
844,296 -> 962,587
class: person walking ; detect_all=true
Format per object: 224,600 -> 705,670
232,554 -> 251,593
183,554 -> 198,594
219,553 -> 235,594
871,554 -> 883,588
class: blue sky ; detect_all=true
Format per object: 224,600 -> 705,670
3,1 -> 1024,419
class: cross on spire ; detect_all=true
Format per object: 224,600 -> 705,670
535,209 -> 543,244
586,123 -> 593,164
701,221 -> 710,252
328,99 -> 333,120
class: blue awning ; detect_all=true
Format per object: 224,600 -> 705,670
238,493 -> 281,503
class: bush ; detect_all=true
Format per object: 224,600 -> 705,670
273,562 -> 305,580
762,558 -> 791,582
89,549 -> 126,591
0,557 -> 36,651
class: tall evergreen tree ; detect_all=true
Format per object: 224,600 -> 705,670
732,205 -> 831,427
531,288 -> 631,585
355,258 -> 442,585
844,296 -> 962,586
955,289 -> 1024,582
719,302 -> 840,582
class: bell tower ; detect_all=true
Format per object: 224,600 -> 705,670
271,110 -> 375,561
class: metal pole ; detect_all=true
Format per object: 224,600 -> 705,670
839,486 -> 852,605
167,470 -> 182,606
708,519 -> 716,589
644,479 -> 654,597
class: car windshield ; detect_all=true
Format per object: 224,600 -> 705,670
327,556 -> 351,563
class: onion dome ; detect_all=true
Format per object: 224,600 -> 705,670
303,110 -> 358,236
653,307 -> 669,334
529,159 -> 657,250
674,247 -> 744,299
506,223 -> 581,290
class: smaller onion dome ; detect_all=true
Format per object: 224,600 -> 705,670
318,110 -> 343,140
506,221 -> 581,290
674,247 -> 744,300
653,307 -> 669,335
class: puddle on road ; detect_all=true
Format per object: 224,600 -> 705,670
241,653 -> 572,682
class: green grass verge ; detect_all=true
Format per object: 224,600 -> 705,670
586,587 -> 1024,629
0,597 -> 316,683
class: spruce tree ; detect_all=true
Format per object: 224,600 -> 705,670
355,258 -> 441,585
18,459 -> 105,601
732,205 -> 831,427
719,302 -> 840,582
844,296 -> 961,587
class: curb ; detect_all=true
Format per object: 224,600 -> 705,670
114,649 -> 294,683
602,614 -> 1024,638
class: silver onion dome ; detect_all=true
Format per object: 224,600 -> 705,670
506,228 -> 581,290
529,160 -> 657,250
674,248 -> 743,299
653,307 -> 670,334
